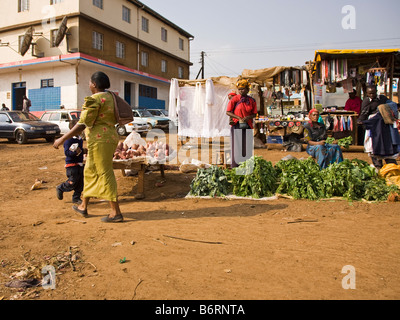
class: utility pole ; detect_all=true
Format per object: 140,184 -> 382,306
196,51 -> 205,79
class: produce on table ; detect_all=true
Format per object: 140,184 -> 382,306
113,141 -> 173,160
189,166 -> 230,197
226,156 -> 278,198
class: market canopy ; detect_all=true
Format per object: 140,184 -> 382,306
178,66 -> 307,89
313,49 -> 400,78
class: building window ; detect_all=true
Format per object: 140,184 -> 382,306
139,84 -> 157,99
161,60 -> 167,73
41,79 -> 54,88
92,31 -> 103,50
93,0 -> 103,9
178,66 -> 184,79
116,41 -> 125,59
142,17 -> 149,33
179,38 -> 184,51
122,6 -> 131,23
50,29 -> 58,47
18,0 -> 29,12
141,51 -> 148,67
50,0 -> 64,4
161,27 -> 167,42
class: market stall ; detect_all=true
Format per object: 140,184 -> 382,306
310,49 -> 400,145
250,66 -> 313,147
111,132 -> 175,198
169,66 -> 313,154
112,157 -> 165,197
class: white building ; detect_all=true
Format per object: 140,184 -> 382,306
0,0 -> 193,113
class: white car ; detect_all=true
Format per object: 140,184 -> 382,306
116,117 -> 150,136
132,109 -> 170,130
40,110 -> 81,135
147,108 -> 178,127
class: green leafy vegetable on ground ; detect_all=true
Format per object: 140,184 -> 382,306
226,156 -> 278,198
275,157 -> 325,200
189,166 -> 230,197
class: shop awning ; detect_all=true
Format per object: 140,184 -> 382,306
313,48 -> 400,78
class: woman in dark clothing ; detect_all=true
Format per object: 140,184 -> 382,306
363,103 -> 400,170
303,109 -> 343,169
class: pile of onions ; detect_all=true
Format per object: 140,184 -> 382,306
113,141 -> 172,160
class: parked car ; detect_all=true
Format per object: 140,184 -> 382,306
132,109 -> 170,130
116,117 -> 150,136
40,109 -> 81,135
0,111 -> 60,144
147,108 -> 178,127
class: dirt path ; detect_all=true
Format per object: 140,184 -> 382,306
0,136 -> 399,301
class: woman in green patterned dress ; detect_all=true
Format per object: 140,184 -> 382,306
53,71 -> 123,223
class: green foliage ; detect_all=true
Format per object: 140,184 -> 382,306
338,136 -> 352,149
189,156 -> 399,202
326,136 -> 352,148
189,166 -> 230,197
226,156 -> 278,198
320,159 -> 373,200
275,157 -> 325,200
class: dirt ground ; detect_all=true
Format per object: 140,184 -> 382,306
0,133 -> 400,301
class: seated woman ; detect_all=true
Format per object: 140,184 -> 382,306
303,109 -> 343,169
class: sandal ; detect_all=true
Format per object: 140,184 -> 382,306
72,205 -> 88,218
101,214 -> 123,223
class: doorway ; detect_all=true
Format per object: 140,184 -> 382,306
124,81 -> 135,107
12,82 -> 26,111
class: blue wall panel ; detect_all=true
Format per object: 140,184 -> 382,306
29,87 -> 61,111
138,96 -> 165,109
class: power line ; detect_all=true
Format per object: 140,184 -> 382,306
191,37 -> 400,56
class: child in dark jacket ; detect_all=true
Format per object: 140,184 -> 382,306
56,120 -> 85,205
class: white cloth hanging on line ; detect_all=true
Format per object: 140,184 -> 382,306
169,78 -> 179,122
193,82 -> 204,116
205,79 -> 215,106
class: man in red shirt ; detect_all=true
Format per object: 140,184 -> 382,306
344,89 -> 362,114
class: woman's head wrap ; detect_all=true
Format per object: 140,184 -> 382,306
309,108 -> 319,116
236,79 -> 250,89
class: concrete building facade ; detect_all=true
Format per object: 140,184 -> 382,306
0,0 -> 193,112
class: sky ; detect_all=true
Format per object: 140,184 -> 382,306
142,0 -> 400,79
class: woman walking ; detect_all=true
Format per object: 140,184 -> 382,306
53,71 -> 123,222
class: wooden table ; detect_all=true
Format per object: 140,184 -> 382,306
113,157 -> 165,197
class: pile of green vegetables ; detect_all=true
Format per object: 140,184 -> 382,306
189,156 -> 399,202
225,156 -> 277,198
189,165 -> 230,197
326,136 -> 353,149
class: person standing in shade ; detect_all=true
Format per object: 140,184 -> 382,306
358,85 -> 398,169
22,96 -> 31,113
226,79 -> 257,168
344,89 -> 362,114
